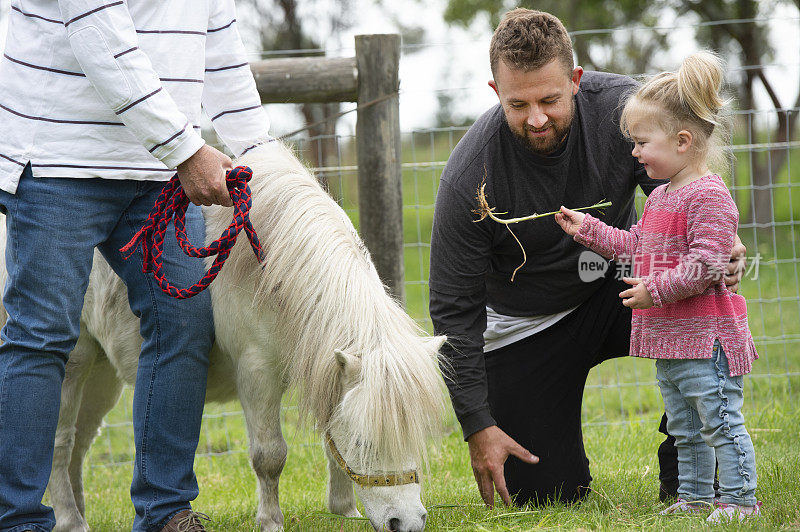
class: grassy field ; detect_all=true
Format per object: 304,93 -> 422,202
76,393 -> 800,530
60,129 -> 800,530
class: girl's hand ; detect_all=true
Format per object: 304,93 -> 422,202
620,277 -> 654,309
555,206 -> 585,236
725,235 -> 746,293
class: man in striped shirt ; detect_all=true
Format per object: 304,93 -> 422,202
0,1 -> 272,531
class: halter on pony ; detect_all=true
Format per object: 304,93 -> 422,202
325,432 -> 419,487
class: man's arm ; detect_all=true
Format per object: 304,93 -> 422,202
429,178 -> 538,508
57,0 -> 230,206
429,179 -> 494,435
429,288 -> 493,436
202,0 -> 272,157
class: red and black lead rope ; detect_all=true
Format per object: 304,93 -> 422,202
120,166 -> 262,299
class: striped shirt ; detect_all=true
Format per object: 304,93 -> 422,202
0,0 -> 271,193
575,175 -> 758,376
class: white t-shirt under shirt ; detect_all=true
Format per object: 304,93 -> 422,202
483,305 -> 579,352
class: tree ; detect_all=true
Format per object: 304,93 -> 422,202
672,0 -> 800,225
240,0 -> 353,185
443,0 -> 668,73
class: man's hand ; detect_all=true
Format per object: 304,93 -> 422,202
619,277 -> 654,309
176,145 -> 234,207
725,235 -> 747,293
467,425 -> 539,508
555,206 -> 585,236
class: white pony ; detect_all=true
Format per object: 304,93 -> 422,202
0,142 -> 448,532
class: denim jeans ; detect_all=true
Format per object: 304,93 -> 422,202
0,166 -> 214,532
656,341 -> 757,506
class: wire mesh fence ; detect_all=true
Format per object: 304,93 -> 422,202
89,108 -> 799,467
86,26 -> 799,469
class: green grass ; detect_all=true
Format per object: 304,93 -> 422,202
57,130 -> 800,530
73,396 -> 800,530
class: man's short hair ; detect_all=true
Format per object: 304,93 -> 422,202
489,9 -> 574,78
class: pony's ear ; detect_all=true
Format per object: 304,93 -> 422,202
424,335 -> 447,354
334,349 -> 362,388
334,349 -> 359,369
333,349 -> 361,377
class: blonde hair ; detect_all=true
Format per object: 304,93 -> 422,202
620,51 -> 731,172
490,9 -> 574,78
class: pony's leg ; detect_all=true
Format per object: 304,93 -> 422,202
324,445 -> 361,517
236,353 -> 287,532
67,351 -> 124,520
48,329 -> 101,532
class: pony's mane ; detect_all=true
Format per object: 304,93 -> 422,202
208,141 -> 446,470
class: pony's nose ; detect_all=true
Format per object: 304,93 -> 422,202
386,510 -> 427,531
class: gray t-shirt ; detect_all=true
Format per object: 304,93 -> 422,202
429,71 -> 659,438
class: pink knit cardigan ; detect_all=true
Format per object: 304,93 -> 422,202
575,174 -> 757,376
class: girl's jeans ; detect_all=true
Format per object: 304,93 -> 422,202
656,341 -> 757,506
0,166 -> 214,532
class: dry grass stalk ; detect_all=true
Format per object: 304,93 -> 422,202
472,177 -> 612,281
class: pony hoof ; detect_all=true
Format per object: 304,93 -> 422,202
257,513 -> 284,532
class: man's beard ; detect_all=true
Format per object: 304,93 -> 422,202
510,100 -> 575,156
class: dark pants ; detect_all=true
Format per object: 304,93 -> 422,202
659,413 -> 679,497
485,275 -> 677,505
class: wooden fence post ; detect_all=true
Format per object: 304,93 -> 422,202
355,34 -> 405,303
250,36 -> 405,303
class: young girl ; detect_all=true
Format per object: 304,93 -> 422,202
556,52 -> 760,522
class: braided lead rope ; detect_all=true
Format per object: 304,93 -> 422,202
120,166 -> 262,299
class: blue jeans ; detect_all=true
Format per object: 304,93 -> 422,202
656,341 -> 757,506
0,166 -> 214,532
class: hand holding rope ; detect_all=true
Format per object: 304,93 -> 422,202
120,166 -> 262,299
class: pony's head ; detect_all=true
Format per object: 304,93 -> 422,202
231,142 -> 450,531
327,333 -> 447,532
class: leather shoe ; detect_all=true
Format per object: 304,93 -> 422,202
160,510 -> 210,532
